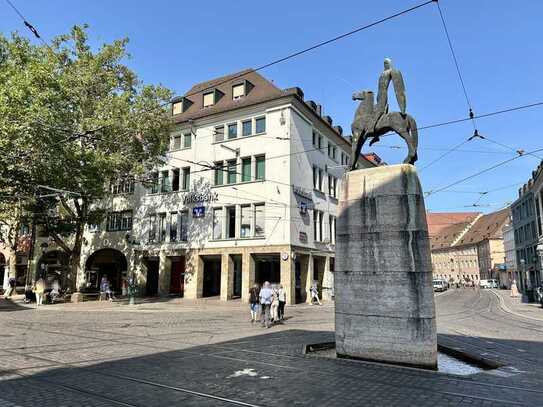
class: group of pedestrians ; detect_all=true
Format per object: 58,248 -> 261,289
249,281 -> 286,328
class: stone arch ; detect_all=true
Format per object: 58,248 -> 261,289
84,248 -> 127,292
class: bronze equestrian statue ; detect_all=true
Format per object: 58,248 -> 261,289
350,58 -> 418,170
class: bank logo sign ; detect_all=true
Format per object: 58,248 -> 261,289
182,191 -> 219,205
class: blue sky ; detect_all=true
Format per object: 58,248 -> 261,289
2,0 -> 542,213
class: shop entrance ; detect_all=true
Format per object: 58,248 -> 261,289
231,254 -> 242,298
169,256 -> 185,297
255,254 -> 280,285
39,250 -> 69,287
202,256 -> 221,297
144,257 -> 159,296
85,249 -> 127,293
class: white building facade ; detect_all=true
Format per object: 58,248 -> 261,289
53,70 -> 376,304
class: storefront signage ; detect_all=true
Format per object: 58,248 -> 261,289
299,231 -> 308,243
182,191 -> 218,205
193,206 -> 205,218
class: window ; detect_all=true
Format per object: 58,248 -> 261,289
214,125 -> 225,143
328,143 -> 332,157
106,211 -> 133,232
150,172 -> 159,194
182,167 -> 190,190
254,204 -> 265,237
227,160 -> 237,184
240,205 -> 251,237
158,213 -> 167,242
255,117 -> 266,134
183,133 -> 192,149
232,83 -> 245,100
332,146 -> 337,160
226,206 -> 236,238
214,161 -> 224,186
172,169 -> 180,192
537,198 -> 542,236
329,215 -> 336,244
171,134 -> 182,150
318,169 -> 323,191
241,157 -> 251,182
180,211 -> 188,241
242,120 -> 252,136
312,130 -> 317,146
531,221 -> 537,241
110,179 -> 134,194
213,208 -> 223,239
203,91 -> 215,107
121,211 -> 132,231
160,170 -> 170,193
228,123 -> 237,139
149,215 -> 157,242
170,212 -> 178,242
172,101 -> 182,115
313,166 -> 318,189
255,156 -> 265,180
328,175 -> 337,198
318,134 -> 323,151
313,210 -> 323,242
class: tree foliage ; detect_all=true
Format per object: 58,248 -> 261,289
0,26 -> 173,289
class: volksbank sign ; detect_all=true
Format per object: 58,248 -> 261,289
182,191 -> 219,205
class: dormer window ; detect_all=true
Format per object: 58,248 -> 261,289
231,80 -> 254,101
171,97 -> 193,115
232,84 -> 245,100
172,101 -> 183,115
202,88 -> 224,108
203,91 -> 215,107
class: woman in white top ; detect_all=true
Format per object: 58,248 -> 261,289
278,284 -> 286,321
270,284 -> 280,323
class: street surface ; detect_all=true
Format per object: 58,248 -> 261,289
1,289 -> 542,406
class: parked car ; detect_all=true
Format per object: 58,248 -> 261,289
433,279 -> 448,292
479,279 -> 499,289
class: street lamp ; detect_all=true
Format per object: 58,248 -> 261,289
125,233 -> 139,306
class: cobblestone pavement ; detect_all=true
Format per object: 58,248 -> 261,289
1,290 -> 543,406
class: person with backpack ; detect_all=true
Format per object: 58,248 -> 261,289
249,284 -> 260,323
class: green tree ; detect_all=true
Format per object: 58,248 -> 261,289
0,26 -> 172,291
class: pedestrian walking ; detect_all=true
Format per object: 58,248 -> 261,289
278,284 -> 286,321
100,276 -> 108,301
270,284 -> 279,323
310,282 -> 322,305
33,278 -> 45,308
249,283 -> 260,323
3,276 -> 16,299
259,281 -> 273,328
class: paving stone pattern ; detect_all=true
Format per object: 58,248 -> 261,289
1,290 -> 542,406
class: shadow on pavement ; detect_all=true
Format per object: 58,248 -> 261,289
1,328 -> 543,406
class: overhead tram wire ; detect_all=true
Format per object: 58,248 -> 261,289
425,147 -> 543,197
429,1 -> 541,167
3,0 -> 48,47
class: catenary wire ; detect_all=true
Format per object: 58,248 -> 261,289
426,147 -> 543,197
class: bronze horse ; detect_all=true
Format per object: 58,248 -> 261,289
350,90 -> 418,170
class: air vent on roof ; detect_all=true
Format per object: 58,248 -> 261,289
334,125 -> 343,136
324,115 -> 333,126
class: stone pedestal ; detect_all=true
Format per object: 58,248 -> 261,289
334,164 -> 437,369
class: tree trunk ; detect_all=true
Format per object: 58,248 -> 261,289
65,200 -> 87,293
7,248 -> 17,279
66,223 -> 84,293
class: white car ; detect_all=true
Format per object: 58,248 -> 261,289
479,279 -> 499,289
433,279 -> 448,292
